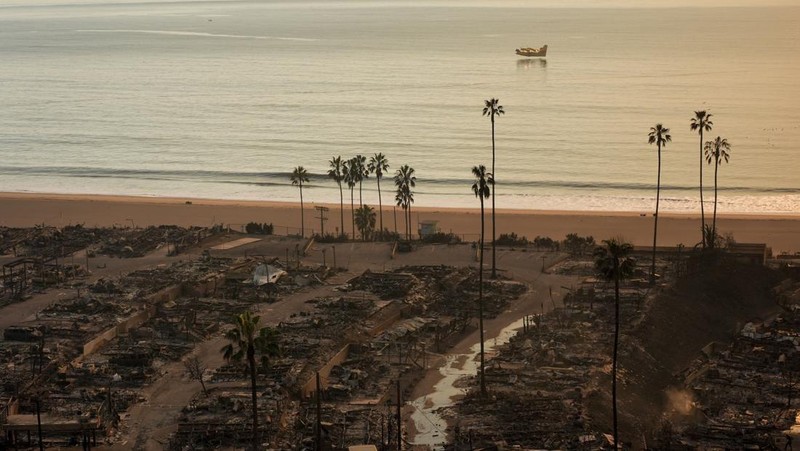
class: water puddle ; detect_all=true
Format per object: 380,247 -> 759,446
409,317 -> 528,449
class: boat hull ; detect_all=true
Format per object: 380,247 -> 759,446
515,45 -> 547,58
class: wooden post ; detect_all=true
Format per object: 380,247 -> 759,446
396,379 -> 402,451
316,372 -> 322,451
35,398 -> 43,451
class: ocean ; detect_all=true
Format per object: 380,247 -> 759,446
1,1 -> 799,213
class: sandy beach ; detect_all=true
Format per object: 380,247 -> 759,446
2,192 -> 798,254
1,192 -> 798,254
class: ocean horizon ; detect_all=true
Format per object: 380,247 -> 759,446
1,1 -> 799,214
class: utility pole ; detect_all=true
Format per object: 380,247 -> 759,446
315,206 -> 329,237
396,379 -> 402,451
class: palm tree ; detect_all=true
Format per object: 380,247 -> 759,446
594,239 -> 636,450
690,111 -> 713,248
471,164 -> 492,397
482,98 -> 504,279
354,205 -> 377,241
394,165 -> 416,240
704,136 -> 731,246
344,158 -> 357,239
395,186 -> 409,240
647,124 -> 671,283
328,156 -> 346,237
220,311 -> 281,450
368,153 -> 390,238
353,154 -> 369,208
290,166 -> 310,237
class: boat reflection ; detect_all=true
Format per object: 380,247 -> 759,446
516,58 -> 547,70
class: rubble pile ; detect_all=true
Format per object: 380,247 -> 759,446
453,317 -> 609,448
0,225 -> 112,259
350,266 -> 526,319
448,256 -> 646,448
667,307 -> 800,448
348,270 -> 415,299
96,225 -> 210,258
2,258 -> 90,306
0,224 -> 214,260
0,255 -> 253,446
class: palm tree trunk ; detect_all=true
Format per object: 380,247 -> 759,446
248,349 -> 259,450
299,184 -> 304,238
359,181 -> 363,208
377,177 -> 383,238
713,156 -> 719,244
401,206 -> 406,240
407,203 -> 412,240
479,196 -> 486,396
651,145 -> 661,284
491,116 -> 497,279
613,260 -> 620,448
699,131 -> 706,248
338,183 -> 344,237
350,189 -> 355,240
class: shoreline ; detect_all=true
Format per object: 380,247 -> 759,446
2,191 -> 799,220
1,191 -> 799,253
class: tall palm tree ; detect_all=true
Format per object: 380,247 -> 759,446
328,156 -> 346,237
290,166 -> 310,237
704,136 -> 731,246
353,154 -> 368,208
344,158 -> 357,239
647,124 -> 671,283
221,311 -> 281,450
482,98 -> 504,279
394,165 -> 416,240
690,110 -> 713,248
368,153 -> 390,238
594,239 -> 636,450
471,164 -> 492,397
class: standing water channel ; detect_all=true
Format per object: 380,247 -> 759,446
409,317 -> 528,449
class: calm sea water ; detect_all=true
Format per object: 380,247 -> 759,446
1,1 -> 799,213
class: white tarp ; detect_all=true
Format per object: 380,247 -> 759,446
253,264 -> 286,286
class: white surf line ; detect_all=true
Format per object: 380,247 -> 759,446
76,29 -> 317,42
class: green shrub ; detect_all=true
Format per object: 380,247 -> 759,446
245,222 -> 273,235
421,232 -> 462,244
496,232 -> 528,246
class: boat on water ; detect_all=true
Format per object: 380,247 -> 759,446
515,45 -> 547,57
